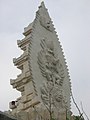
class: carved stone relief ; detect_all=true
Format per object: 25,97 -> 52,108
38,38 -> 64,86
38,38 -> 67,111
40,16 -> 54,32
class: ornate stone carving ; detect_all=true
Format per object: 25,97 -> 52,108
38,38 -> 64,86
9,2 -> 71,118
38,38 -> 67,112
40,82 -> 67,110
40,16 -> 54,32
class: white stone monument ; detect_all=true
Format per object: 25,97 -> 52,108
10,2 -> 71,120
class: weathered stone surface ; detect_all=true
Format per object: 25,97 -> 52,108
9,2 -> 71,120
0,111 -> 16,120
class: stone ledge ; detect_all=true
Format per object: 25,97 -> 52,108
17,38 -> 30,51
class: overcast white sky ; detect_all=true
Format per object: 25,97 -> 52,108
0,0 -> 90,118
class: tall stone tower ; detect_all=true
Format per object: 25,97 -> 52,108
9,2 -> 71,119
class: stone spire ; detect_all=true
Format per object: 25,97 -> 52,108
9,2 -> 71,118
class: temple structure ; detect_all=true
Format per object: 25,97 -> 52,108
9,2 -> 71,120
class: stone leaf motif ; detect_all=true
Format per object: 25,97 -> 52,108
38,38 -> 66,110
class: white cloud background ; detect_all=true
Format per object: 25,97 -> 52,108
0,0 -> 90,118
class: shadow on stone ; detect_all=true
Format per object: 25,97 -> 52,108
0,111 -> 17,120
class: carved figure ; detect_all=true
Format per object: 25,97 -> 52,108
38,38 -> 64,86
52,88 -> 67,110
40,16 -> 54,32
38,38 -> 67,114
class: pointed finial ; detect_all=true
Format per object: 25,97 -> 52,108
38,0 -> 45,9
40,0 -> 44,3
39,0 -> 44,6
39,0 -> 44,3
